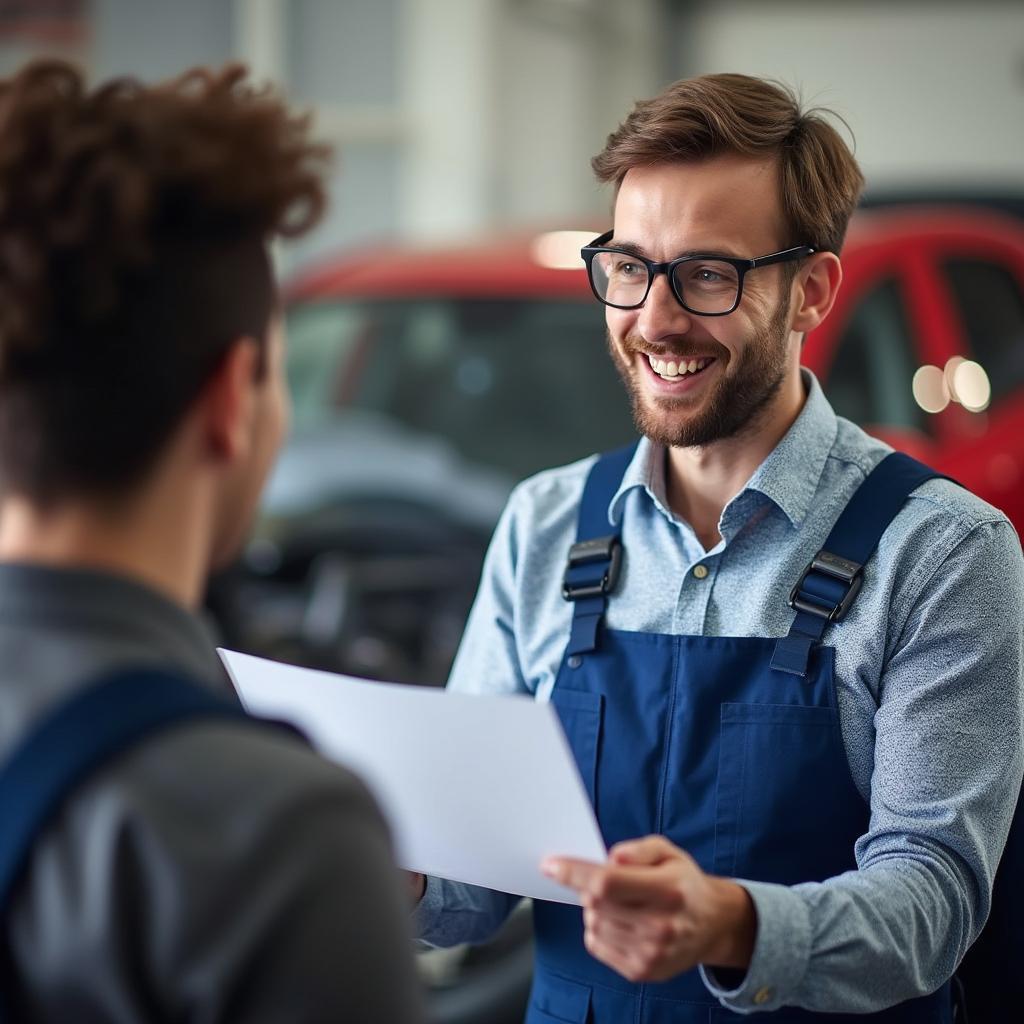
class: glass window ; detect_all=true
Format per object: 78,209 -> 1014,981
285,301 -> 363,423
942,259 -> 1024,407
285,297 -> 635,481
823,276 -> 926,434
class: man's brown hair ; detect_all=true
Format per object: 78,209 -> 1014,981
592,73 -> 865,255
0,60 -> 330,504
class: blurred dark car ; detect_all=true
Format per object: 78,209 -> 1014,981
208,233 -> 635,686
205,206 -> 1024,1024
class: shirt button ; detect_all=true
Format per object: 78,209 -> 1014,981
693,564 -> 709,580
753,987 -> 773,1005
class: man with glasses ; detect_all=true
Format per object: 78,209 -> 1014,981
413,74 -> 1023,1020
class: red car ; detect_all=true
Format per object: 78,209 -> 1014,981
806,207 -> 1024,530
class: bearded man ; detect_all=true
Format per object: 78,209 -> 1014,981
411,74 -> 1024,1022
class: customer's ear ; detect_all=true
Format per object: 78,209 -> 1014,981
199,337 -> 261,463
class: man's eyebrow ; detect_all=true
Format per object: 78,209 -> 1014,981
607,239 -> 745,261
606,239 -> 652,259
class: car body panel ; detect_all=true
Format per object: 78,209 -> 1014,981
805,209 -> 1024,526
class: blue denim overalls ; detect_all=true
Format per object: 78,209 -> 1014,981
527,446 -> 954,1023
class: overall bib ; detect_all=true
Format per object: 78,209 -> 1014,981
528,447 -> 953,1023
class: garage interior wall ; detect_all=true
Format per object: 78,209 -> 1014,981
0,0 -> 1020,270
674,0 -> 1024,192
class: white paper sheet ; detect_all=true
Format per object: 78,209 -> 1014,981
219,649 -> 606,905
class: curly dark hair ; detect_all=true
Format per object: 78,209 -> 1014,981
0,59 -> 330,503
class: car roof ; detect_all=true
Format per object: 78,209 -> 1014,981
287,232 -> 594,301
844,205 -> 1024,250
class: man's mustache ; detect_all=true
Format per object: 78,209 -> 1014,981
614,330 -> 729,363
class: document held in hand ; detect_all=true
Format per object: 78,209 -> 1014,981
219,649 -> 607,904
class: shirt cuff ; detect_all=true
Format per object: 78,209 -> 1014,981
700,879 -> 811,1012
410,874 -> 447,945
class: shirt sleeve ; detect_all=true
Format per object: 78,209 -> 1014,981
445,485 -> 532,699
413,874 -> 522,947
412,488 -> 530,945
703,517 -> 1024,1013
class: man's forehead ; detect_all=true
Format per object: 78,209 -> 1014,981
612,155 -> 786,251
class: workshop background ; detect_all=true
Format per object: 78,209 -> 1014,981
3,3 -> 1022,1022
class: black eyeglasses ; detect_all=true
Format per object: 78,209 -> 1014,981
580,230 -> 816,316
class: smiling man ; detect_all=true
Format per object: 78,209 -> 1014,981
412,74 -> 1024,1020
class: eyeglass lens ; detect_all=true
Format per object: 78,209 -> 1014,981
591,251 -> 740,313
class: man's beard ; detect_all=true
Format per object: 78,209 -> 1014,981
607,295 -> 792,449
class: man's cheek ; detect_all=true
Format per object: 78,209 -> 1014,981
605,323 -> 636,365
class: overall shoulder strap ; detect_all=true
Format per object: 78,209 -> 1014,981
0,668 -> 251,921
563,443 -> 638,656
772,451 -> 950,677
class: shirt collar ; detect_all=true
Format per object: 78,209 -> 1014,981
606,369 -> 837,530
742,369 -> 837,526
607,436 -> 671,528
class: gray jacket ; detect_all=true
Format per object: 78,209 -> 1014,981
0,563 -> 423,1023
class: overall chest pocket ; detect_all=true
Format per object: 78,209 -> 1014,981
713,701 -> 865,885
549,688 -> 603,809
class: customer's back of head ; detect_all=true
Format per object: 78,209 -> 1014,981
0,60 -> 423,1023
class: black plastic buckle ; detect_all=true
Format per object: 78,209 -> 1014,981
562,534 -> 622,601
788,549 -> 864,622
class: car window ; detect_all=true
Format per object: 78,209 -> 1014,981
286,301 -> 363,425
823,276 -> 927,434
941,258 -> 1024,407
285,298 -> 636,481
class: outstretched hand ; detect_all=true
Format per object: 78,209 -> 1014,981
407,871 -> 426,905
542,835 -> 755,983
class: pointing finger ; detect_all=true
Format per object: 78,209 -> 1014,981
541,856 -> 605,893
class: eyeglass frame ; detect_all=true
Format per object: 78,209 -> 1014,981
580,230 -> 817,316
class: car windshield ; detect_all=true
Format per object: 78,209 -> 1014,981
285,297 -> 636,481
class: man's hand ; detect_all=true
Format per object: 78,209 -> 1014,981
541,835 -> 755,983
407,871 -> 426,905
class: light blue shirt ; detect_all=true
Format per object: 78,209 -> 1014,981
414,370 -> 1024,1014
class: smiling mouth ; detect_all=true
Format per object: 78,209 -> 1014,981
644,353 -> 715,381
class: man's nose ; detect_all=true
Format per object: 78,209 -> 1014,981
635,272 -> 693,343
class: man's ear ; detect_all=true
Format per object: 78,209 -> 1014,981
790,252 -> 843,334
201,337 -> 261,462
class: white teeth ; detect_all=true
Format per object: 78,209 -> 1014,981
646,353 -> 712,379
